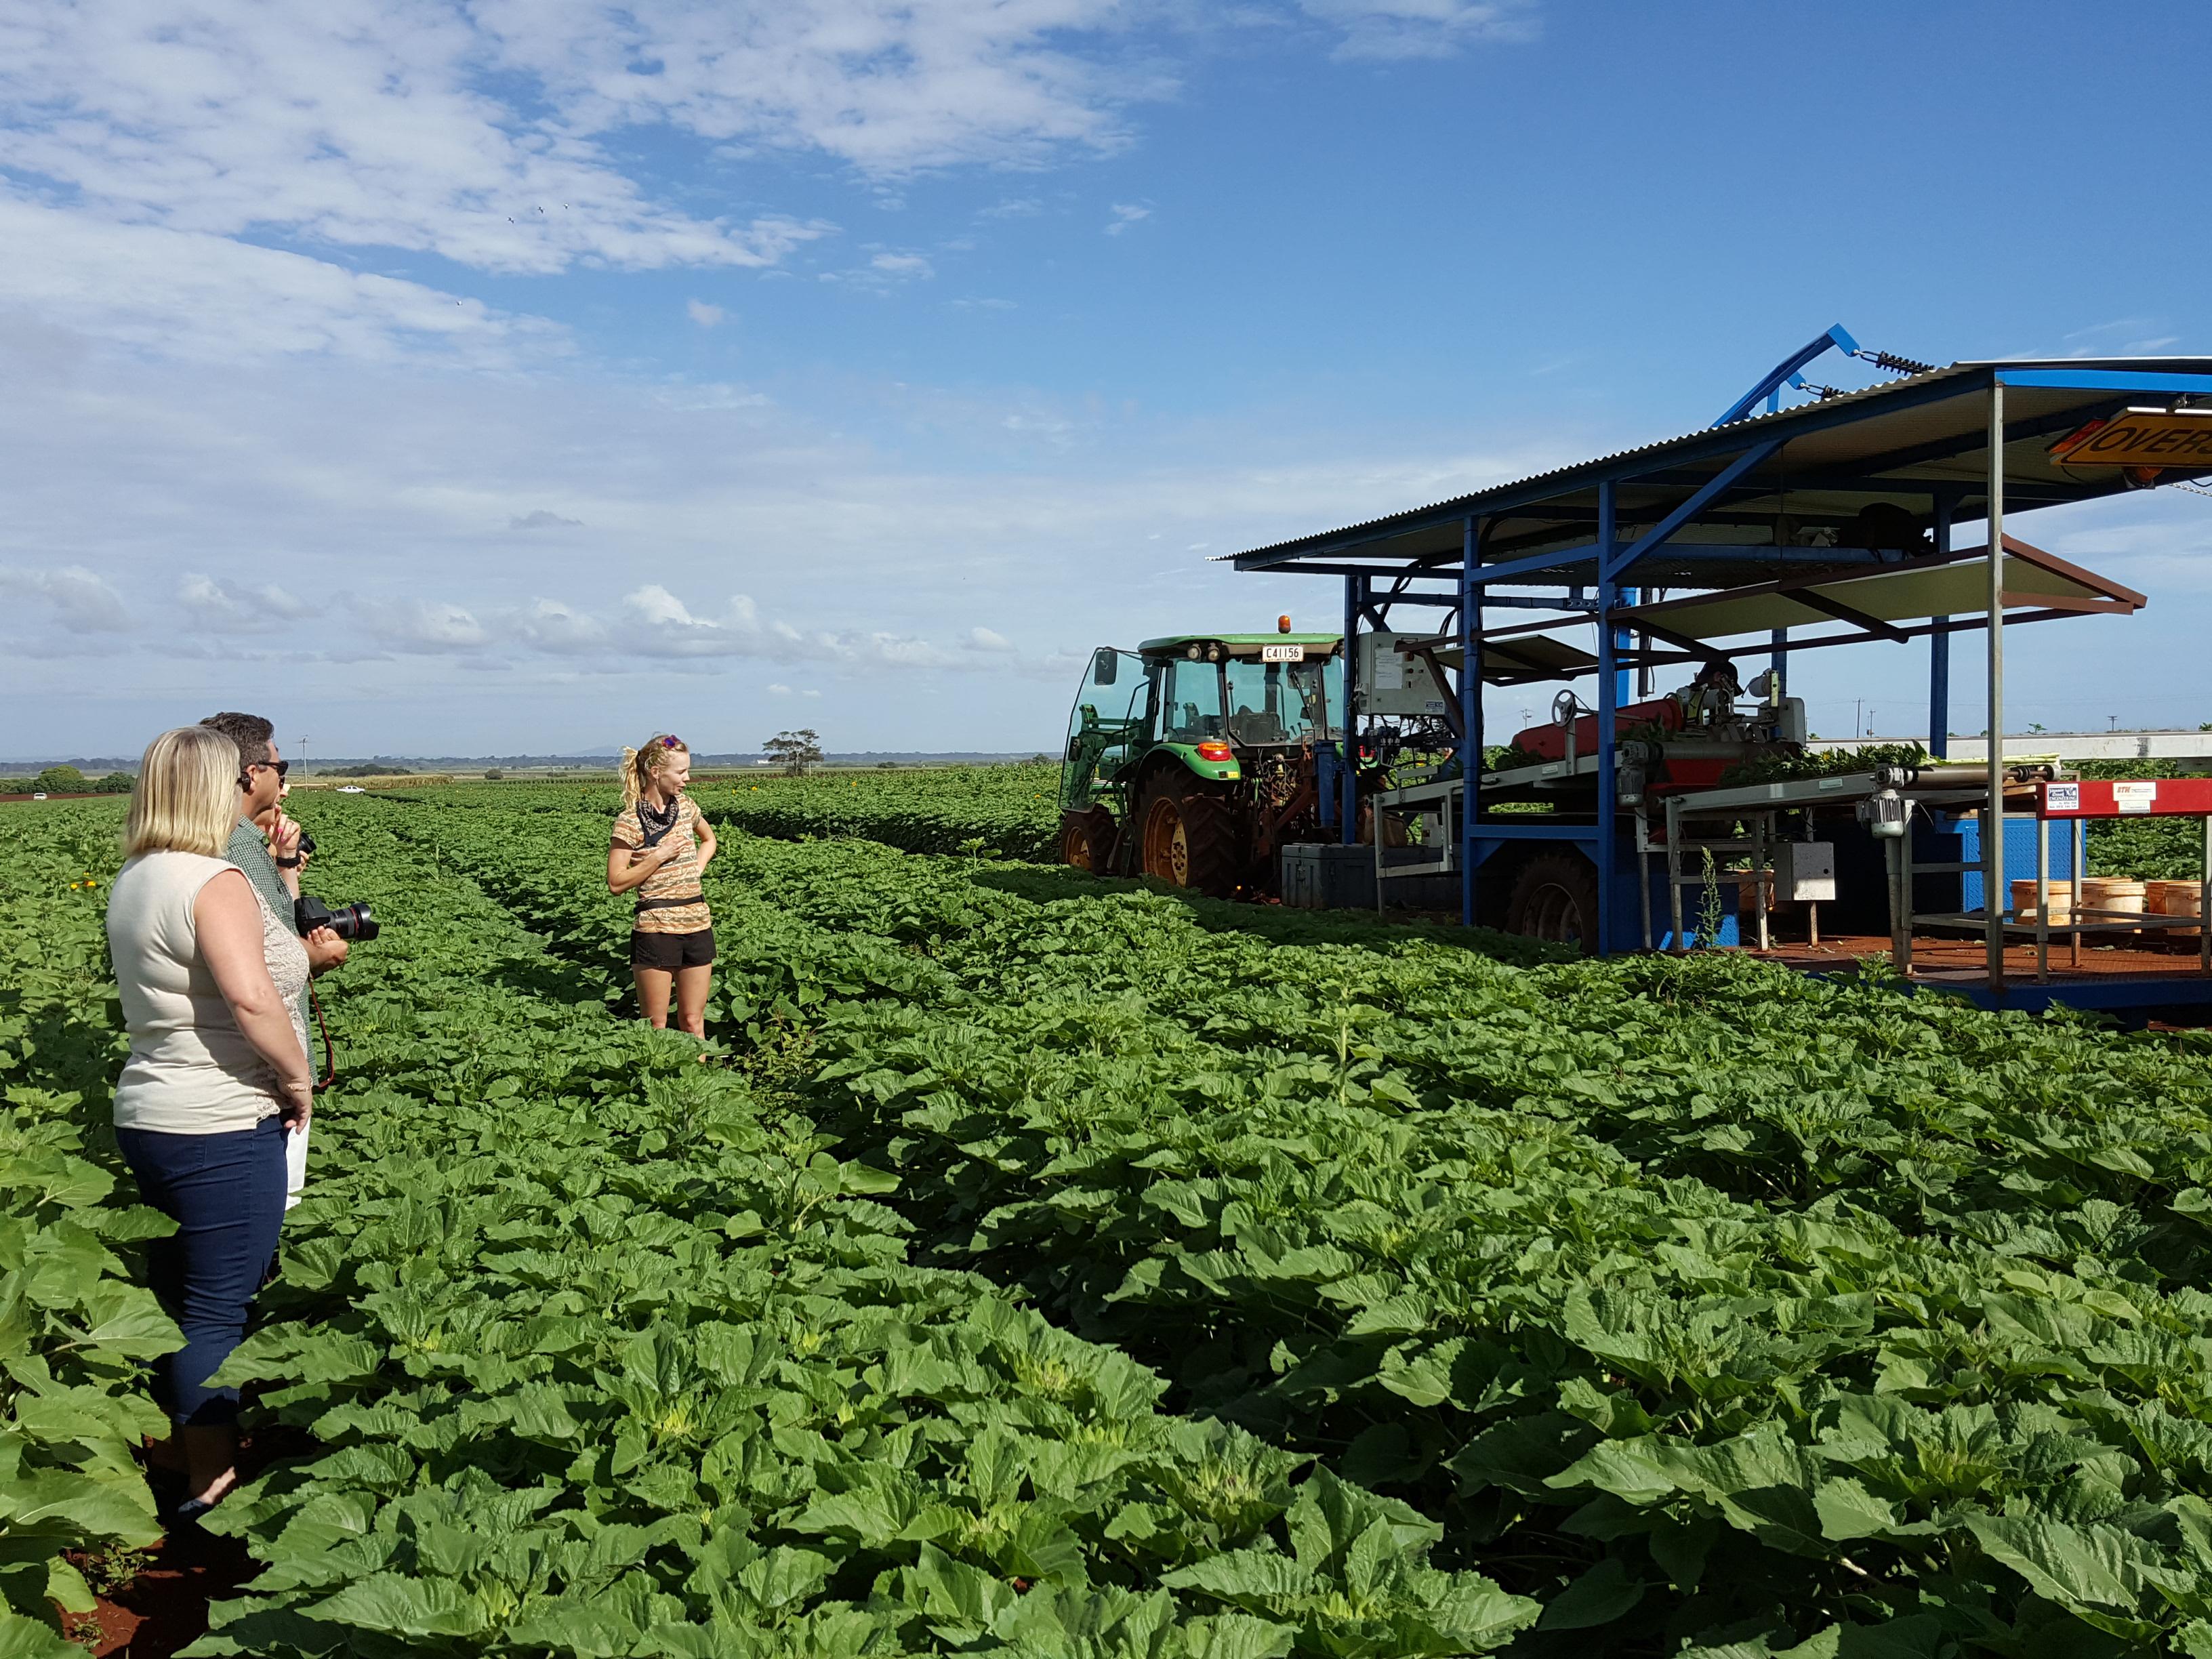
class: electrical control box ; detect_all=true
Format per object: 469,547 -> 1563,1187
1774,841 -> 1837,902
1357,631 -> 1451,718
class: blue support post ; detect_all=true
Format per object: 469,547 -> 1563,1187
1595,482 -> 1618,951
1769,628 -> 1788,695
1340,573 -> 1361,844
1615,586 -> 1637,703
1928,496 -> 1952,758
1460,517 -> 1480,928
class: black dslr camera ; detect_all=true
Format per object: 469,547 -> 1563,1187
288,831 -> 380,941
296,895 -> 380,942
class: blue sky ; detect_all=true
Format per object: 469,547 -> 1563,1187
2,0 -> 2206,758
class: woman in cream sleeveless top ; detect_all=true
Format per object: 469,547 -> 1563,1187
110,850 -> 308,1131
104,726 -> 314,1525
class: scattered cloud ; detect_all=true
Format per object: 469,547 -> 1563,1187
966,626 -> 1016,653
1105,201 -> 1152,236
0,565 -> 134,633
687,299 -> 726,328
361,596 -> 492,652
980,197 -> 1044,219
510,510 -> 586,530
951,297 -> 1018,311
1298,0 -> 1541,60
869,252 -> 936,280
178,573 -> 317,632
0,192 -> 565,365
767,682 -> 793,695
0,9 -> 833,279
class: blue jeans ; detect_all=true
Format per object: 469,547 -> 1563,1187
115,1115 -> 287,1428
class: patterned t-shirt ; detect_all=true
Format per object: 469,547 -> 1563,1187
611,795 -> 713,935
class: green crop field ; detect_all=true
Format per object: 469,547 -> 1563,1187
9,782 -> 2212,1656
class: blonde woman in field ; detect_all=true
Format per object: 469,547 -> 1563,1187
607,734 -> 717,1038
106,726 -> 313,1522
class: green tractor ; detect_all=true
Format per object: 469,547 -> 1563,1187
1058,630 -> 1345,896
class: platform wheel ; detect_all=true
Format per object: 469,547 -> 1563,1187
1505,852 -> 1601,953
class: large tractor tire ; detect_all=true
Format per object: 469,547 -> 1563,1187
1135,779 -> 1242,898
1059,806 -> 1117,874
1505,852 -> 1601,952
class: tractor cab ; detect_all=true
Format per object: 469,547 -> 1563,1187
1057,631 -> 1344,893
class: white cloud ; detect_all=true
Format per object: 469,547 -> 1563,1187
1105,201 -> 1151,235
967,626 -> 1017,653
476,0 -> 1164,176
360,596 -> 492,651
869,252 -> 936,279
979,197 -> 1044,219
951,297 -> 1017,311
0,192 -> 562,365
687,299 -> 726,328
0,565 -> 134,633
1298,0 -> 1540,60
178,573 -> 316,632
510,510 -> 586,530
767,682 -> 793,695
510,597 -> 608,651
0,3 -> 830,278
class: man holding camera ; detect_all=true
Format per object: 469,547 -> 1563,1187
200,713 -> 348,991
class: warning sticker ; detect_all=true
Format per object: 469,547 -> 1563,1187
2050,411 -> 2212,468
2046,781 -> 2081,813
2114,781 -> 2158,813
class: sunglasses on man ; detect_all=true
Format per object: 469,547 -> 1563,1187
241,759 -> 289,785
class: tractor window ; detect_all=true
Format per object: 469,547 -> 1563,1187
1224,656 -> 1335,745
1159,658 -> 1225,743
1059,649 -> 1147,811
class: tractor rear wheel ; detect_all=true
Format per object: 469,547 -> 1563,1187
1505,853 -> 1601,952
1059,807 -> 1117,874
1135,781 -> 1242,897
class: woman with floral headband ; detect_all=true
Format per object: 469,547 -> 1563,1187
607,734 -> 716,1037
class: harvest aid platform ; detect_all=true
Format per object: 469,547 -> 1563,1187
1233,333 -> 2212,1015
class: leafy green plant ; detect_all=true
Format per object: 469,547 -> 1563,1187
18,782 -> 2212,1654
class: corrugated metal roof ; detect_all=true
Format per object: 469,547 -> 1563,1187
1227,358 -> 2212,576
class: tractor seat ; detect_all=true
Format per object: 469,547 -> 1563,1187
1230,708 -> 1288,745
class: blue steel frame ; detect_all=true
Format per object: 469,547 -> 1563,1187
1284,358 -> 2212,1012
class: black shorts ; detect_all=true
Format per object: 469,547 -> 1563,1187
631,928 -> 715,970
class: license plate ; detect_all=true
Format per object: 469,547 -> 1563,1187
1261,643 -> 1305,662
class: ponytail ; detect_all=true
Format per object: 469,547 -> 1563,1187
621,735 -> 687,808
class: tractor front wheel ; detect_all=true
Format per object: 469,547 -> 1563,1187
1059,807 -> 1116,873
1136,781 -> 1241,897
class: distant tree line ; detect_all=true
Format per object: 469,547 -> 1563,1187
1,766 -> 135,795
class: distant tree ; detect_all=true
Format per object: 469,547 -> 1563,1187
483,769 -> 504,781
34,765 -> 85,794
93,772 -> 136,794
763,729 -> 823,776
876,760 -> 898,770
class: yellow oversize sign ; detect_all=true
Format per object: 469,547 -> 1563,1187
2050,411 -> 2212,468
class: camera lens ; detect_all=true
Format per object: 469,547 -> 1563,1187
297,830 -> 317,856
331,902 -> 379,942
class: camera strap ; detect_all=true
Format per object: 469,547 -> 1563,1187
309,987 -> 336,1093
